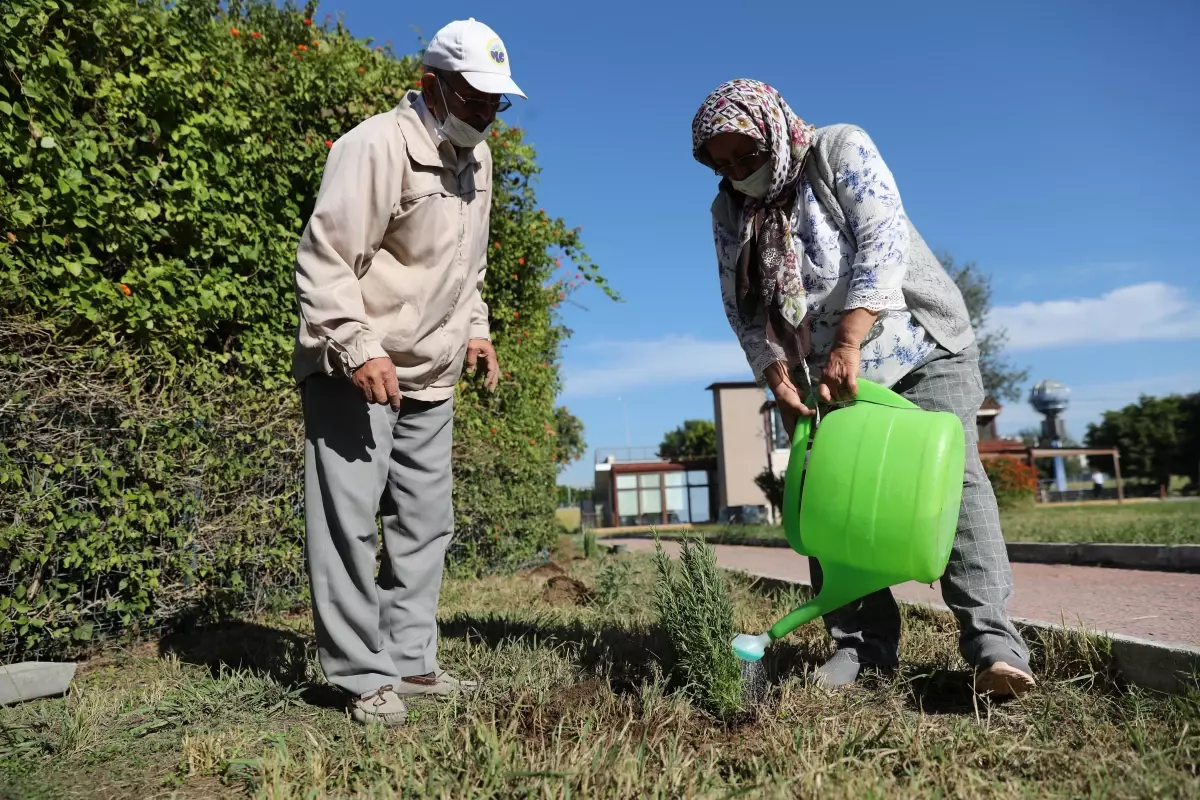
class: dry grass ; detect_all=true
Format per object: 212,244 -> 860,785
2,553 -> 1197,799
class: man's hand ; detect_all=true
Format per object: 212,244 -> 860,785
764,361 -> 814,440
352,357 -> 402,410
466,338 -> 500,392
818,344 -> 861,404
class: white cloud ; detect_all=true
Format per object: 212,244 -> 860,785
989,282 -> 1200,351
562,282 -> 1200,399
995,371 -> 1200,437
562,336 -> 750,397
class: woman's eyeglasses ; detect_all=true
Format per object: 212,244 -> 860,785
712,149 -> 767,177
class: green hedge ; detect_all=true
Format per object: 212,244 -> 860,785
0,0 -> 612,658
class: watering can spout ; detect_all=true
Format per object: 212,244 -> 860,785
766,562 -> 895,642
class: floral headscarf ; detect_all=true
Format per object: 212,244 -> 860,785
691,79 -> 816,332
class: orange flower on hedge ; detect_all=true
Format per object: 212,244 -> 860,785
555,259 -> 562,267
518,258 -> 525,265
303,17 -> 312,25
5,232 -> 15,243
297,44 -> 308,51
511,274 -> 518,279
230,27 -> 240,36
358,67 -> 365,73
325,140 -> 333,148
493,241 -> 500,249
251,31 -> 261,38
513,311 -> 519,319
119,283 -> 132,296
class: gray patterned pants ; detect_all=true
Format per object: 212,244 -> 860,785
809,344 -> 1031,671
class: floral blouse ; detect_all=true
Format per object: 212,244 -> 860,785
712,128 -> 935,391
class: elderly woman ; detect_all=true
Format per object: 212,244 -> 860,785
691,79 -> 1034,698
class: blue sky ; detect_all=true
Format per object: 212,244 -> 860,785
322,0 -> 1200,486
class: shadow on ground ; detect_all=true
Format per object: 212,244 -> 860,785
439,613 -> 672,696
156,621 -> 344,710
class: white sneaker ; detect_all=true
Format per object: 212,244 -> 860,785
350,685 -> 408,726
395,670 -> 479,697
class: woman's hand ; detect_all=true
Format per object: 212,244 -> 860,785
764,361 -> 814,439
818,344 -> 861,404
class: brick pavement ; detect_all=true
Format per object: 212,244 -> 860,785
607,538 -> 1200,648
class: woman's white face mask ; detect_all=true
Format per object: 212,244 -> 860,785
731,161 -> 771,199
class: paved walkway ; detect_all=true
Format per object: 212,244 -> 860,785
607,539 -> 1200,648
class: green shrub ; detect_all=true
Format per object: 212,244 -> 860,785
591,558 -> 634,612
0,0 -> 611,658
653,533 -> 744,717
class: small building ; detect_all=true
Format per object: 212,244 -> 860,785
592,446 -> 717,529
591,384 -> 1036,528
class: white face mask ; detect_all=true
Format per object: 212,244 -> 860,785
731,161 -> 772,199
436,82 -> 492,148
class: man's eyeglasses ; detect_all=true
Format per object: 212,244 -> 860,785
439,78 -> 511,115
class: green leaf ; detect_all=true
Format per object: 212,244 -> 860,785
39,136 -> 57,149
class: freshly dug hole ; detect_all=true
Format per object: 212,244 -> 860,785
543,575 -> 591,605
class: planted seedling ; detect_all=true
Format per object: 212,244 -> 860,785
653,532 -> 747,717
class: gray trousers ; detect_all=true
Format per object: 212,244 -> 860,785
302,374 -> 454,697
809,345 -> 1031,671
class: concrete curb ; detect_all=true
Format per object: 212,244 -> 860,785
0,661 -> 76,705
1005,542 -> 1200,572
601,532 -> 1200,574
739,573 -> 1200,697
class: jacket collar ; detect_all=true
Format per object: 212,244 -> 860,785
395,91 -> 480,172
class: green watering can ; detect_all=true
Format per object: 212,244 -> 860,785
732,379 -> 966,662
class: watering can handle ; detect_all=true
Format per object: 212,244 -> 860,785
781,405 -> 814,555
780,379 -> 915,554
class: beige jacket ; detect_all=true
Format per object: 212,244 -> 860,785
292,92 -> 492,401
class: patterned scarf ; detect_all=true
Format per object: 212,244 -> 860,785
691,79 -> 817,339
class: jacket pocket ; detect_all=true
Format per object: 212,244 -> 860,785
379,300 -> 421,354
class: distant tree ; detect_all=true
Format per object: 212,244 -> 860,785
1085,393 -> 1199,496
556,485 -> 594,506
940,253 -> 1029,403
552,406 -> 586,472
754,468 -> 785,519
1017,427 -> 1041,447
659,420 -> 717,460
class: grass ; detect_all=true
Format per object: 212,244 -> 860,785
1000,501 -> 1200,545
1,549 -> 1198,798
603,500 -> 1200,547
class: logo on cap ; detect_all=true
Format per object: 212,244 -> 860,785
486,37 -> 506,65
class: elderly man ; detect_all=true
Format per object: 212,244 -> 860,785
292,18 -> 524,726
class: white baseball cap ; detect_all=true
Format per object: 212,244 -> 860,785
422,18 -> 526,99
